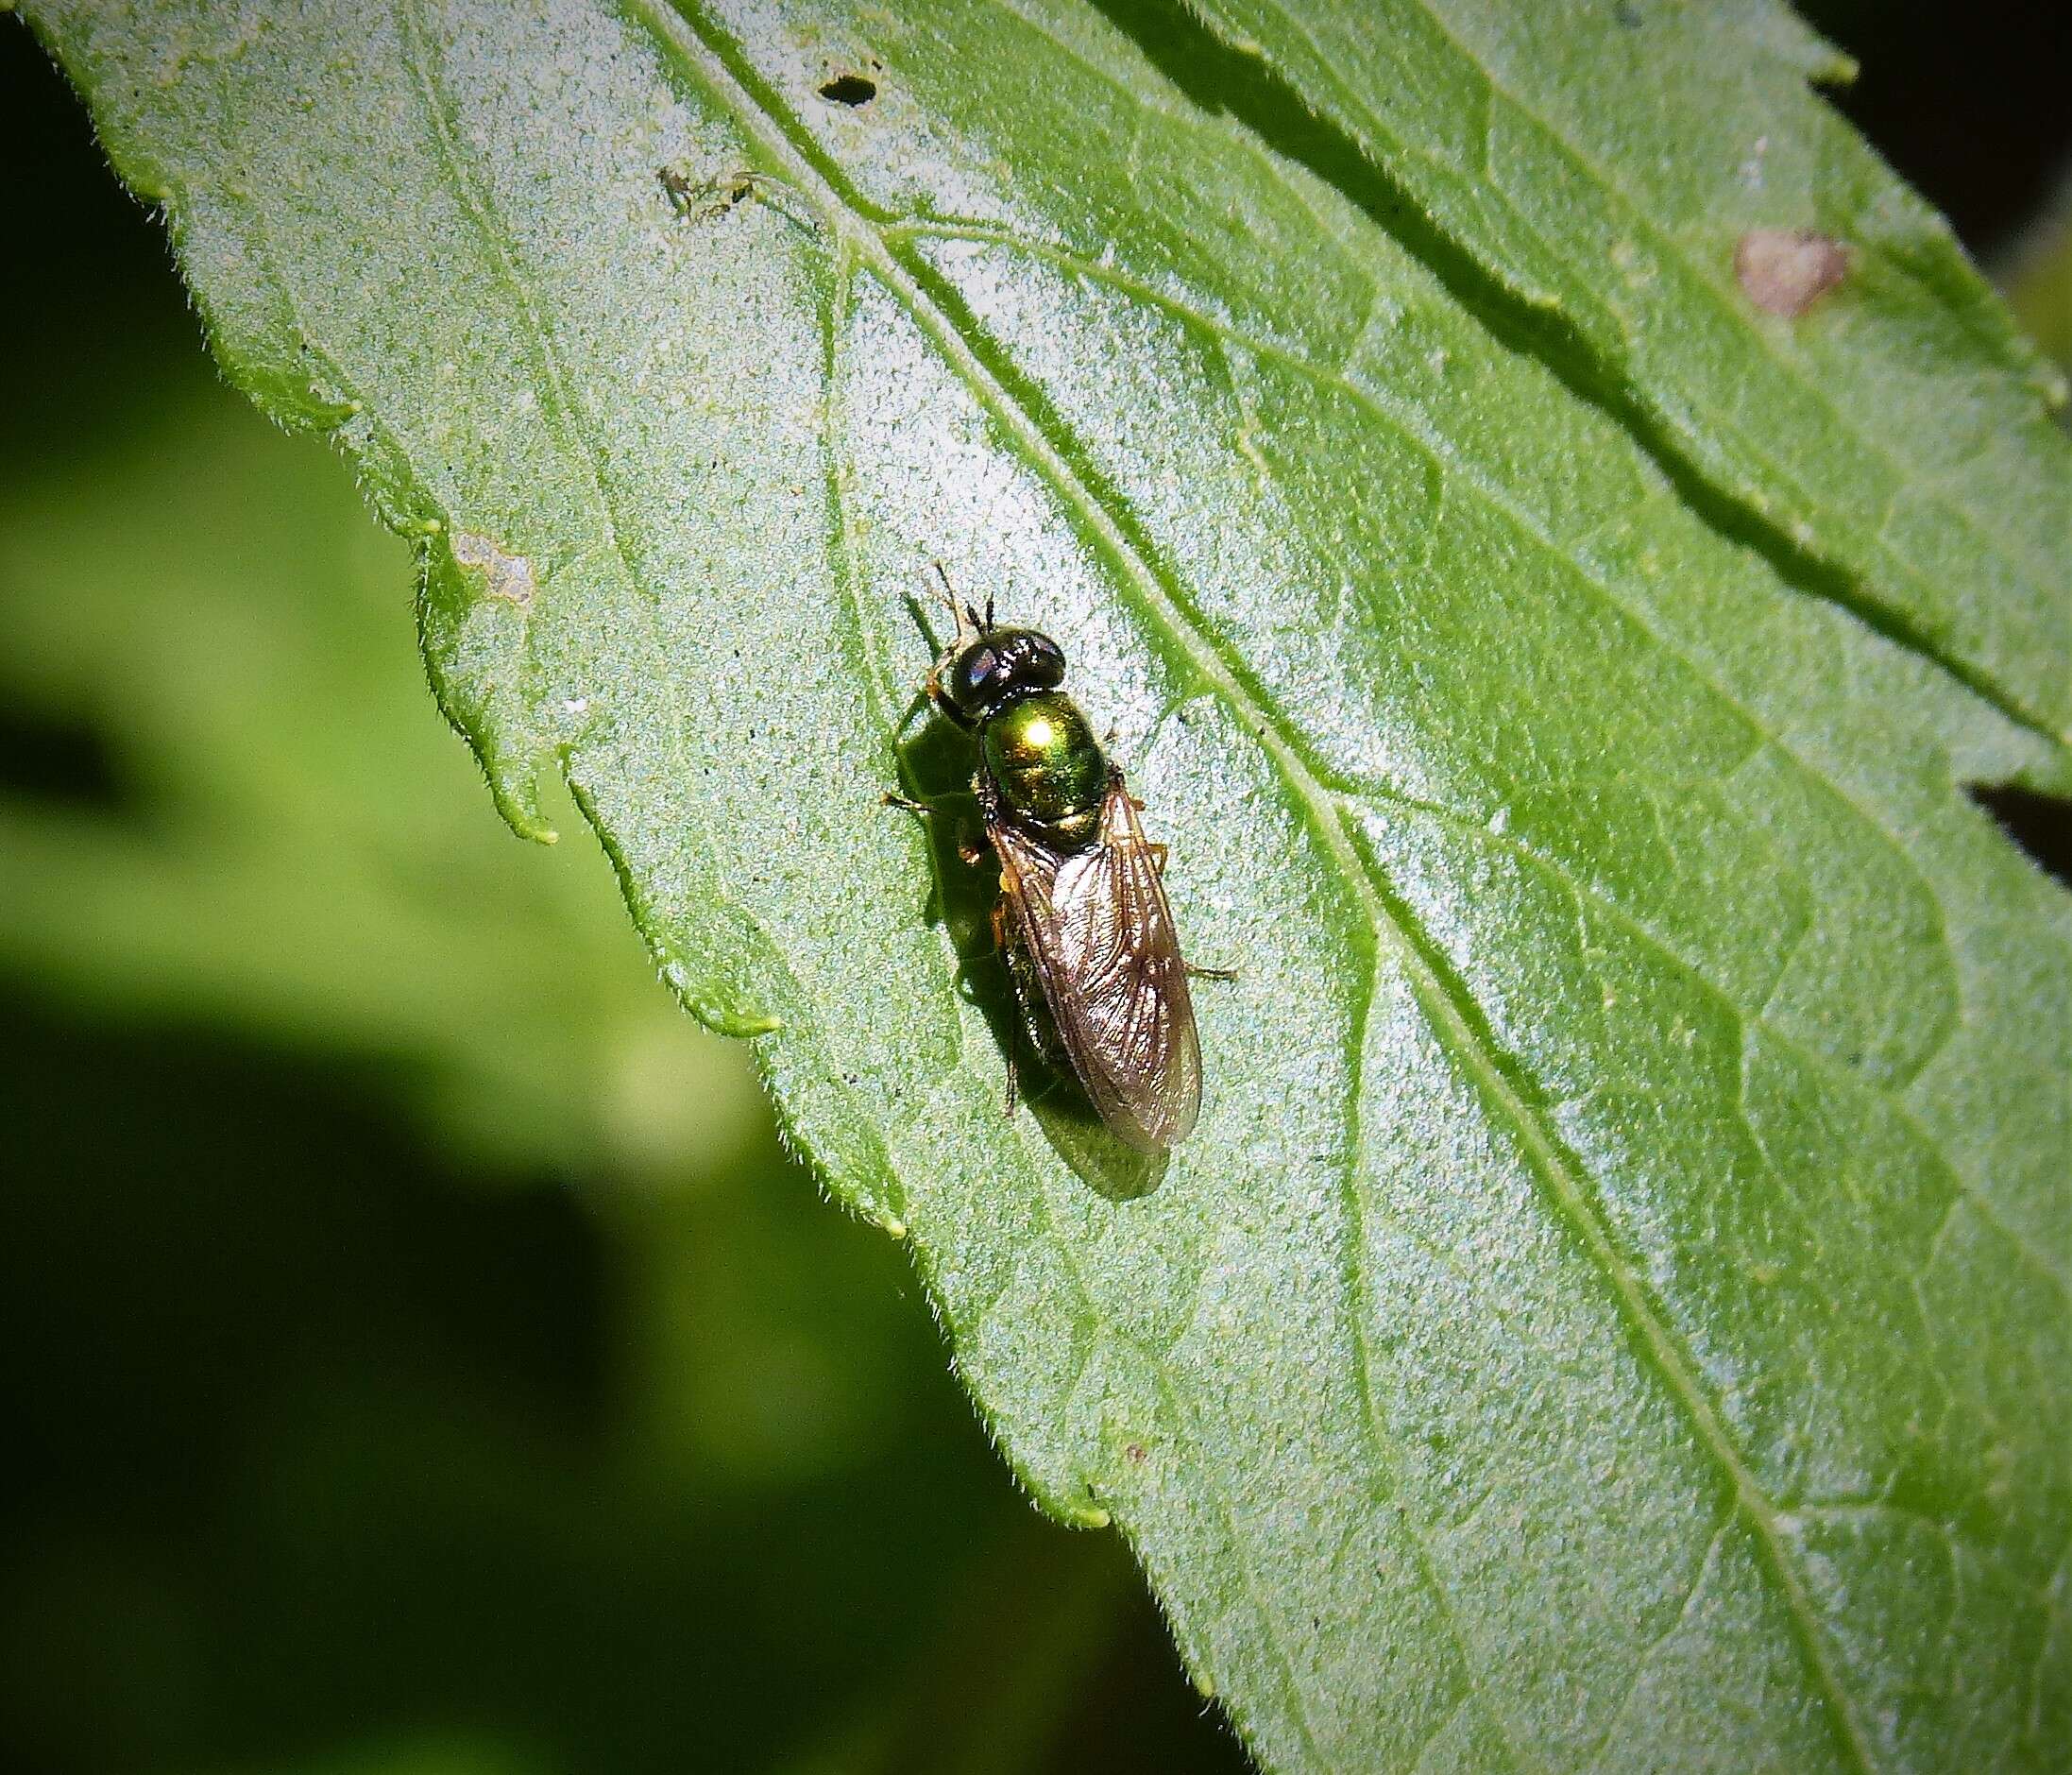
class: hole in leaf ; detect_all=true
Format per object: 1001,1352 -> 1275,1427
818,73 -> 877,106
1967,783 -> 2072,889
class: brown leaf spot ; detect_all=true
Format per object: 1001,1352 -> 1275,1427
1735,228 -> 1850,317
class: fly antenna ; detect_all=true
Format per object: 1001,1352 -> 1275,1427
931,561 -> 982,643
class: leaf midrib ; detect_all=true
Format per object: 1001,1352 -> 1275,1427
880,213 -> 2065,1301
632,0 -> 1881,1764
1340,783 -> 2068,1305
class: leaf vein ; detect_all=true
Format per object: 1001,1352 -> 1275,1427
396,0 -> 884,1142
1341,948 -> 1528,1772
1237,0 -> 2064,733
1349,784 -> 2065,1304
625,7 -> 1950,1764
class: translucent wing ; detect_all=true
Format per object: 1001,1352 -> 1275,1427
991,777 -> 1201,1152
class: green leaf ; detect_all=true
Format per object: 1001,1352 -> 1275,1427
1179,0 -> 2072,747
1998,170 -> 2072,380
0,369 -> 761,1179
23,1 -> 2070,1768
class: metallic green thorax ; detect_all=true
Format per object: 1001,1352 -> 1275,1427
981,691 -> 1107,842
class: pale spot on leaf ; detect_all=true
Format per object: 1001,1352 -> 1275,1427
1735,229 -> 1850,317
451,530 -> 536,608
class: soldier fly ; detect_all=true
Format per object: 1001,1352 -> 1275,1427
891,571 -> 1212,1154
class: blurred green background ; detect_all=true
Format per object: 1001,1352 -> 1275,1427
1,8 -> 2065,1773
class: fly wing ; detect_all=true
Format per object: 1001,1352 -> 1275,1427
991,779 -> 1200,1152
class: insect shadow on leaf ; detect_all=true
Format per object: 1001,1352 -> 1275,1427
888,589 -> 1169,1203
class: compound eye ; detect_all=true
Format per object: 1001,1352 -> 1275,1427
949,644 -> 1000,713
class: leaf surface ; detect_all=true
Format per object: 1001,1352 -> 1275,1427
1181,0 -> 2072,742
25,1 -> 2071,1768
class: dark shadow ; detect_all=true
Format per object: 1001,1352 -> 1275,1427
1074,0 -> 2063,745
894,702 -> 1166,1203
0,705 -> 127,810
1967,783 -> 2072,889
1028,1085 -> 1169,1203
1793,0 -> 2072,253
0,16 -> 199,475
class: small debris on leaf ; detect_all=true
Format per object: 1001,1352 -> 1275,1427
658,162 -> 761,222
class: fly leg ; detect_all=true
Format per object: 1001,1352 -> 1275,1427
883,790 -> 994,978
992,901 -> 1066,1122
991,897 -> 1028,1120
1137,840 -> 1234,979
882,790 -> 986,864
